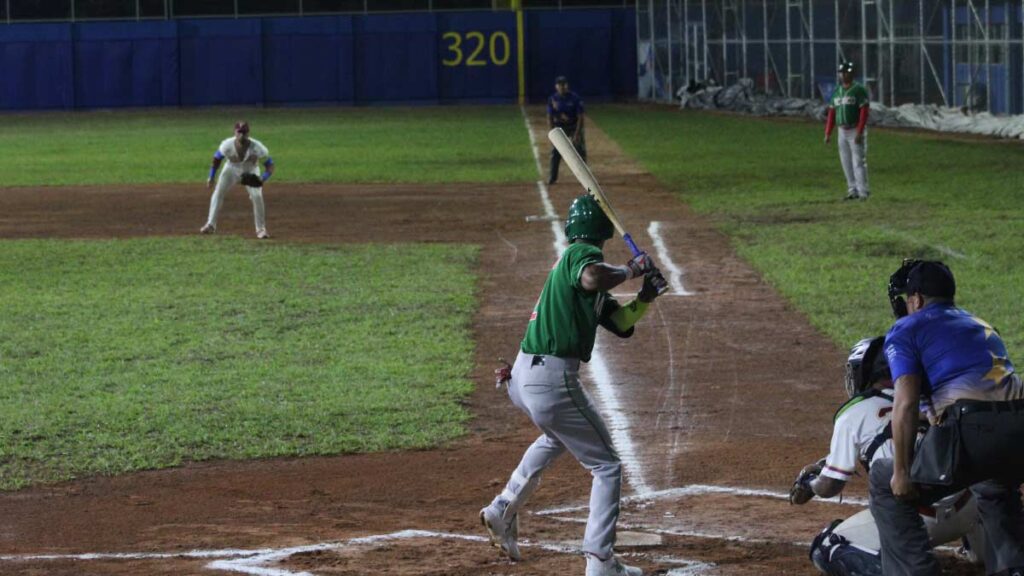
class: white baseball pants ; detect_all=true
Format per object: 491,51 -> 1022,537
832,492 -> 985,559
837,127 -> 869,198
488,350 -> 622,559
206,166 -> 267,233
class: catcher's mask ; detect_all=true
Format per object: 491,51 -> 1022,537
837,61 -> 855,74
887,259 -> 956,318
565,194 -> 614,243
845,336 -> 889,397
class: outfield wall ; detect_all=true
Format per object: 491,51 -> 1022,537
0,9 -> 635,110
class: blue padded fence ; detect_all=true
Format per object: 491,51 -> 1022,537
0,8 -> 636,110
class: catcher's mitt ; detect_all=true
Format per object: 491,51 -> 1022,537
789,457 -> 826,505
240,173 -> 263,188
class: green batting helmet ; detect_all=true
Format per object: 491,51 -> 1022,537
565,194 -> 614,243
838,60 -> 855,74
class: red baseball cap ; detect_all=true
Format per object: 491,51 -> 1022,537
234,121 -> 250,134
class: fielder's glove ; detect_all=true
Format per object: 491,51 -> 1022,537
626,252 -> 656,279
240,173 -> 264,188
789,457 -> 827,505
639,270 -> 668,303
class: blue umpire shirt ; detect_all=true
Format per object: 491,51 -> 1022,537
548,91 -> 585,129
884,302 -> 1023,414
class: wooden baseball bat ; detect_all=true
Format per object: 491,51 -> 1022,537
547,127 -> 642,256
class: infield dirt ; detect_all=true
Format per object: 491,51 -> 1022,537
0,112 -> 983,575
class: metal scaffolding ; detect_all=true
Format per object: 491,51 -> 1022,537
637,0 -> 1024,115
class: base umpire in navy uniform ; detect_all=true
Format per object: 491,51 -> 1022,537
869,260 -> 1024,575
547,75 -> 586,185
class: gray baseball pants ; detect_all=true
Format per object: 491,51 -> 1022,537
869,459 -> 1024,575
490,350 -> 622,559
838,127 -> 869,197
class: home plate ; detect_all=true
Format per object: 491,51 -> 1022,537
561,531 -> 663,549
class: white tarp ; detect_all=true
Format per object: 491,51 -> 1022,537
677,78 -> 1024,140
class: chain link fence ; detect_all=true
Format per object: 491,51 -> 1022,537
637,0 -> 1024,115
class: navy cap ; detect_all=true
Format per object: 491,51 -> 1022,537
906,261 -> 956,299
554,75 -> 568,84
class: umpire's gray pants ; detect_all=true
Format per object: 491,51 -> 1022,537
869,458 -> 1024,575
838,127 -> 869,197
496,350 -> 621,559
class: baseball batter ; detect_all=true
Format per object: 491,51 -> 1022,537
480,194 -> 666,576
824,61 -> 870,200
790,337 -> 986,575
201,121 -> 275,239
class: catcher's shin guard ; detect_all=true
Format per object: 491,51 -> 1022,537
810,520 -> 882,576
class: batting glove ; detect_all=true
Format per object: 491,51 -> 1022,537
626,252 -> 655,279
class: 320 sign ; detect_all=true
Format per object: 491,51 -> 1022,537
441,31 -> 511,67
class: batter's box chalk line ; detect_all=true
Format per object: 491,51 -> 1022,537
0,529 -> 714,576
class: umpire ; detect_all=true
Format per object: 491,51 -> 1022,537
870,260 -> 1024,575
547,76 -> 586,185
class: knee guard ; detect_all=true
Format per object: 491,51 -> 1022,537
810,520 -> 883,576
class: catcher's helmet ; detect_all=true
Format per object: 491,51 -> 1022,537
887,259 -> 955,318
565,194 -> 614,243
837,61 -> 855,74
845,336 -> 889,397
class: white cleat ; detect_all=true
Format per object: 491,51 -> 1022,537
586,554 -> 643,576
256,229 -> 271,240
200,223 -> 216,234
480,504 -> 521,562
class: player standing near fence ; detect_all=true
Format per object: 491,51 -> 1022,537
201,121 -> 275,239
547,76 -> 586,185
824,61 -> 870,201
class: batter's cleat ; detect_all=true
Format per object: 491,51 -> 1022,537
200,223 -> 216,234
480,503 -> 521,562
256,229 -> 271,240
585,554 -> 643,576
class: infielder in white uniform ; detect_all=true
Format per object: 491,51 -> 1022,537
201,121 -> 274,239
790,337 -> 986,575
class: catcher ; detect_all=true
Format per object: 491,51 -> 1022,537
201,121 -> 274,239
790,337 -> 986,575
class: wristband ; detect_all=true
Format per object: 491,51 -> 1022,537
261,171 -> 271,181
208,166 -> 216,180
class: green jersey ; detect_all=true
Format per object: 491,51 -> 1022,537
521,242 -> 616,362
829,82 -> 870,127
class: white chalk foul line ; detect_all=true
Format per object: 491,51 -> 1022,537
648,221 -> 694,296
0,530 -> 714,575
534,483 -> 867,516
521,105 -> 652,496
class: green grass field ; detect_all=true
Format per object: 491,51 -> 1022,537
0,107 -> 535,186
4,104 -> 1022,489
0,238 -> 477,490
595,105 -> 1024,356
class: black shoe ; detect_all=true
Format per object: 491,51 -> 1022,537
547,178 -> 557,185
